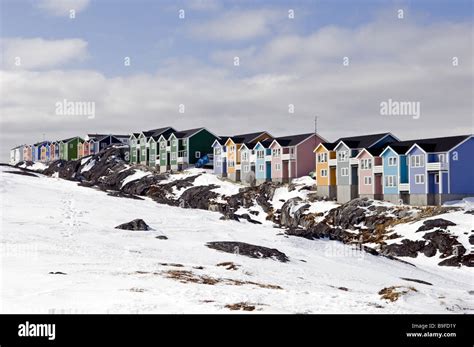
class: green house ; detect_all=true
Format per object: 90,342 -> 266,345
129,127 -> 175,166
59,137 -> 84,161
165,128 -> 219,171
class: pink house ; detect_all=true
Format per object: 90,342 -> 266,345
269,133 -> 325,183
356,148 -> 384,200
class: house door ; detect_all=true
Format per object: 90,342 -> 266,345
137,148 -> 140,163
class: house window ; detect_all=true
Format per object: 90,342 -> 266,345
434,173 -> 439,184
321,169 -> 328,177
195,151 -> 201,159
272,148 -> 281,157
151,143 -> 155,149
388,157 -> 397,166
257,150 -> 264,159
438,154 -> 446,163
360,158 -> 372,170
415,174 -> 425,184
242,151 -> 248,161
171,152 -> 177,160
243,165 -> 250,172
275,163 -> 281,171
172,140 -> 178,146
216,159 -> 221,167
411,155 -> 424,168
338,151 -> 348,162
69,143 -> 73,149
364,176 -> 372,185
341,167 -> 349,176
229,145 -> 235,152
160,142 -> 166,149
258,164 -> 264,172
215,148 -> 221,156
228,160 -> 235,167
317,153 -> 328,163
385,175 -> 396,187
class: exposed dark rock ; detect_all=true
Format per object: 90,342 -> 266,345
178,185 -> 219,209
49,271 -> 67,275
422,243 -> 437,257
115,219 -> 151,231
400,277 -> 433,286
383,240 -> 426,258
107,191 -> 144,200
155,235 -> 168,240
416,219 -> 456,232
234,213 -> 262,224
206,241 -> 289,262
423,230 -> 466,258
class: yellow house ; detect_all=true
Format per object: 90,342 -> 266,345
225,132 -> 272,182
314,142 -> 337,199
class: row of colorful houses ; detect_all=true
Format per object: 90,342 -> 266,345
314,133 -> 473,205
10,134 -> 129,163
128,126 -> 219,171
9,127 -> 473,206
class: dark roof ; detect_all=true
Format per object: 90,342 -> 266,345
319,142 -> 337,150
142,126 -> 175,138
335,133 -> 395,149
229,131 -> 270,144
60,136 -> 82,143
33,141 -> 51,146
216,137 -> 229,145
363,147 -> 384,157
408,135 -> 471,153
254,139 -> 273,149
274,133 -> 314,147
384,140 -> 419,155
173,128 -> 205,139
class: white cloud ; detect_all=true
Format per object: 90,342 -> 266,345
1,38 -> 88,70
191,9 -> 281,41
36,0 -> 90,16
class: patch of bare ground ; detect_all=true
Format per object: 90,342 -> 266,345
217,262 -> 240,270
225,302 -> 256,311
129,287 -> 146,293
162,269 -> 283,289
378,286 -> 417,302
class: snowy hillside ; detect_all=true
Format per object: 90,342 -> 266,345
0,165 -> 472,314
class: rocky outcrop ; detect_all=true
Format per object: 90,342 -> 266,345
115,219 -> 151,231
206,241 -> 289,262
416,219 -> 456,232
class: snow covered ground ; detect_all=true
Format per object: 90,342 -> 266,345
0,166 -> 472,314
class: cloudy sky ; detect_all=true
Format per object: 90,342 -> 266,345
1,0 -> 472,161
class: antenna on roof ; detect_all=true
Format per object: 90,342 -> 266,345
314,116 -> 318,135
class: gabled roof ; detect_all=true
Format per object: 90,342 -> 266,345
380,140 -> 418,156
33,140 -> 51,146
406,135 -> 471,153
253,139 -> 273,150
228,131 -> 271,144
59,136 -> 83,143
335,132 -> 397,150
173,127 -> 205,139
313,142 -> 337,153
140,126 -> 176,139
272,133 -> 315,147
355,147 -> 384,159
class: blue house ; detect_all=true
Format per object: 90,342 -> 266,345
405,135 -> 473,205
212,138 -> 228,177
380,141 -> 416,204
253,140 -> 272,184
